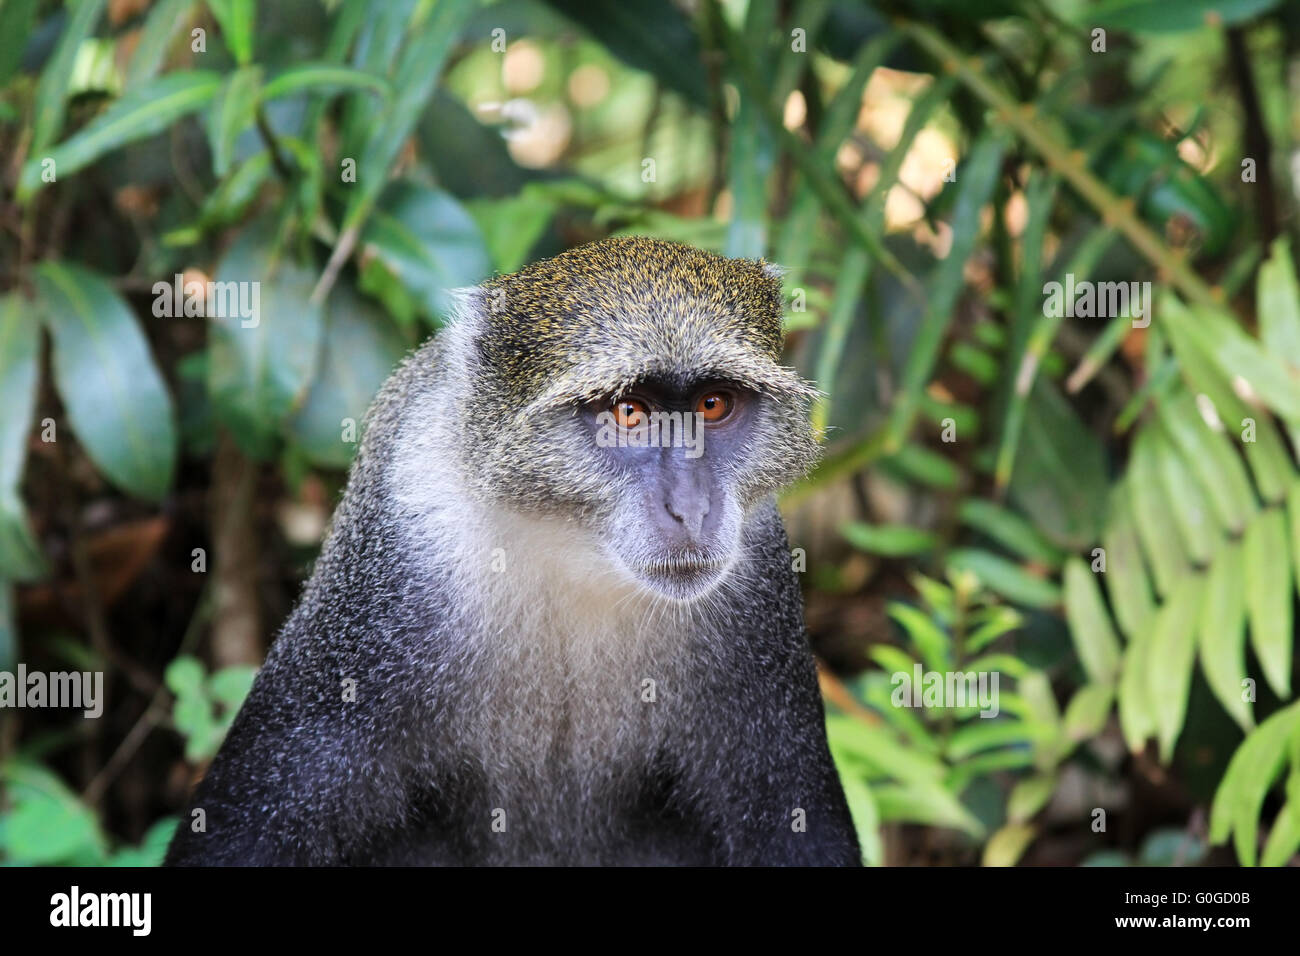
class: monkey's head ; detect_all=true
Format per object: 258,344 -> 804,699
451,236 -> 819,602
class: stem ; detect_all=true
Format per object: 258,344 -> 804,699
706,0 -> 924,303
897,19 -> 1223,312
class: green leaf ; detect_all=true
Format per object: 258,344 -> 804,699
184,150 -> 273,237
261,63 -> 391,102
1147,574 -> 1207,762
1258,238 -> 1300,369
881,444 -> 961,491
0,294 -> 46,581
909,573 -> 955,621
206,65 -> 262,177
721,0 -> 775,259
837,773 -> 883,866
1008,379 -> 1108,550
209,665 -> 257,710
1239,414 -> 1295,505
1118,630 -> 1155,752
886,601 -> 950,672
867,644 -> 920,680
1261,800 -> 1300,867
1064,683 -> 1114,741
959,500 -> 1066,568
982,822 -> 1037,866
207,0 -> 254,64
20,71 -> 224,199
1243,507 -> 1292,698
361,183 -> 491,323
841,522 -> 938,558
546,0 -> 709,106
1210,701 -> 1300,866
946,719 -> 1054,760
174,694 -> 219,761
1180,304 -> 1300,422
946,548 -> 1061,609
289,283 -> 407,469
125,0 -> 196,89
1007,774 -> 1057,823
964,653 -> 1030,681
965,606 -> 1023,653
164,655 -> 206,697
1155,383 -> 1255,539
945,750 -> 1037,793
0,761 -> 105,864
1138,828 -> 1208,866
0,0 -> 38,87
870,781 -> 985,837
1102,488 -> 1156,640
208,222 -> 324,459
1198,540 -> 1253,731
858,671 -> 941,755
1257,236 -> 1300,458
35,263 -> 177,501
465,190 -> 558,275
825,714 -> 948,788
1020,669 -> 1062,728
1063,559 -> 1122,685
1290,481 -> 1300,599
340,0 -> 475,236
1085,0 -> 1281,34
1151,424 -> 1218,565
0,584 -> 15,672
31,0 -> 105,151
107,817 -> 179,867
1128,430 -> 1191,598
950,342 -> 999,385
1080,850 -> 1130,867
890,132 -> 1006,442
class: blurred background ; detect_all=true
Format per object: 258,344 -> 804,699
2,0 -> 1300,867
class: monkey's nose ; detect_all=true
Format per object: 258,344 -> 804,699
665,496 -> 708,538
659,465 -> 712,542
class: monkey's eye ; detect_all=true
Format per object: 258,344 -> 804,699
695,391 -> 733,423
612,397 -> 650,430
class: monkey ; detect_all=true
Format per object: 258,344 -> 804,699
164,236 -> 861,866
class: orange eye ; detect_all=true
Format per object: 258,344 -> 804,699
695,391 -> 732,422
612,397 -> 649,429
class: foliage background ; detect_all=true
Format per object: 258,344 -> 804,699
2,0 -> 1299,866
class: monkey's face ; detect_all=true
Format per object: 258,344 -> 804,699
455,237 -> 821,602
554,374 -> 812,603
576,377 -> 750,601
462,363 -> 819,605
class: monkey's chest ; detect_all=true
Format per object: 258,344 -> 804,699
417,642 -> 705,864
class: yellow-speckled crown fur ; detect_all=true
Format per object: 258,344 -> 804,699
444,235 -> 821,515
475,236 -> 816,411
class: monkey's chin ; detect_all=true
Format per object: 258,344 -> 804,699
628,554 -> 732,603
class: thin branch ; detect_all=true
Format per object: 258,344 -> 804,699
897,18 -> 1224,312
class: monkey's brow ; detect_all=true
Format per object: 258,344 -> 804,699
618,372 -> 747,399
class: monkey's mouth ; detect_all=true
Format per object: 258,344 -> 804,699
631,553 -> 730,601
